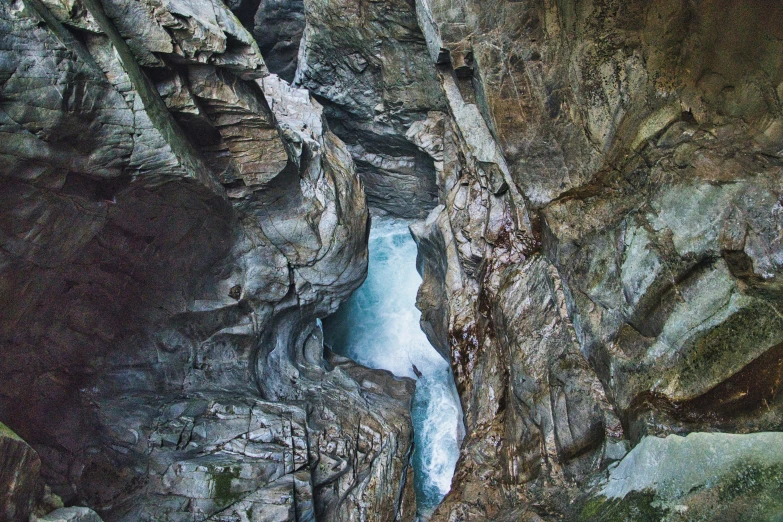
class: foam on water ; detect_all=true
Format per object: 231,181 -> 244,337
323,216 -> 463,515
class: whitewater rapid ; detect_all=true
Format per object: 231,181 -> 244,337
323,216 -> 463,515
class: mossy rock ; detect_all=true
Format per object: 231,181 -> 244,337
209,466 -> 242,505
0,421 -> 23,441
577,433 -> 783,521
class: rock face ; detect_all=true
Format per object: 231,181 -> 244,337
577,432 -> 783,521
0,0 -> 415,520
38,507 -> 105,522
293,0 -> 448,217
0,422 -> 63,522
405,0 -> 783,519
2,0 -> 783,520
251,0 -> 305,82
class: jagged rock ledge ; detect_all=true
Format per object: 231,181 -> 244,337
0,0 -> 416,519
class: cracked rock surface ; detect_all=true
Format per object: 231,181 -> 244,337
2,0 -> 783,521
403,0 -> 783,520
0,0 -> 414,520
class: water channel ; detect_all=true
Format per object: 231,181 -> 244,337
323,216 -> 463,516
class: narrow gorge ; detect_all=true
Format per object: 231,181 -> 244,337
322,216 -> 463,517
1,0 -> 782,521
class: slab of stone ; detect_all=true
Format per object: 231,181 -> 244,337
0,422 -> 46,522
602,432 -> 783,501
37,507 -> 103,522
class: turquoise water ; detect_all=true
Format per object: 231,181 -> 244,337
323,216 -> 463,516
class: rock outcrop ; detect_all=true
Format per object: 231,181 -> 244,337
293,0 -> 448,217
0,423 -> 63,521
406,0 -> 783,519
250,0 -> 305,82
0,0 -> 415,520
588,431 -> 783,520
38,507 -> 105,522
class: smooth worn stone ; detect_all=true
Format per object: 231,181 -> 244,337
37,507 -> 104,522
0,0 -> 410,520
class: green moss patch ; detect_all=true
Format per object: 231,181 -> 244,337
210,465 -> 241,505
0,421 -> 23,441
678,302 -> 783,397
578,491 -> 666,522
718,462 -> 783,503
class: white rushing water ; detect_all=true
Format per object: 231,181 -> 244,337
323,216 -> 463,515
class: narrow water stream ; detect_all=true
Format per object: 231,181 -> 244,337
323,216 -> 463,517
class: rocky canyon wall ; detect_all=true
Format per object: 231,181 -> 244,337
1,0 -> 783,521
408,0 -> 783,520
0,0 -> 416,520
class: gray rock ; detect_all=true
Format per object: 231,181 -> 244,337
37,507 -> 103,522
293,0 -> 447,217
3,0 -> 783,521
574,432 -> 783,521
0,0 -> 413,520
0,423 -> 51,522
408,1 -> 783,520
601,432 -> 783,501
252,0 -> 306,82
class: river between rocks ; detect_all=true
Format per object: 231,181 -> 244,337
323,215 -> 464,517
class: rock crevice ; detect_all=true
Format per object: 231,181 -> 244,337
2,0 -> 782,520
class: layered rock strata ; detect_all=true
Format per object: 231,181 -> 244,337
2,0 -> 783,520
0,0 -> 415,520
406,0 -> 783,519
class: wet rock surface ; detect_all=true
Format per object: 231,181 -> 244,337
2,0 -> 783,520
406,0 -> 783,520
0,0 -> 414,520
